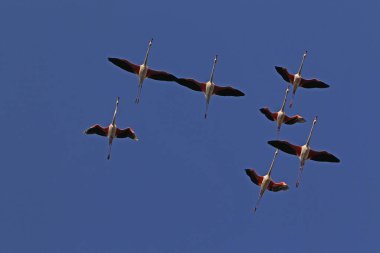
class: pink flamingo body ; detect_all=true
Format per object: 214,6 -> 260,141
108,39 -> 178,103
268,116 -> 340,187
260,85 -> 305,134
84,97 -> 138,159
176,55 -> 244,118
275,51 -> 329,107
245,150 -> 289,213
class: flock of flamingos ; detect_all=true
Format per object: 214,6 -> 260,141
84,38 -> 340,213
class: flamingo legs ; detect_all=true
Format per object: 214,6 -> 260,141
296,162 -> 305,188
204,94 -> 212,119
107,139 -> 114,160
135,81 -> 144,104
276,125 -> 281,138
205,101 -> 210,119
254,190 -> 266,213
289,90 -> 296,108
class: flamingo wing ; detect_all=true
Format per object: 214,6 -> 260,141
108,57 -> 140,74
259,107 -> 277,121
300,78 -> 330,88
213,85 -> 245,96
267,140 -> 301,156
245,169 -> 263,186
275,66 -> 294,83
308,149 -> 340,163
146,69 -> 178,81
283,115 -> 306,125
116,128 -> 138,140
176,78 -> 204,92
268,180 -> 289,192
84,124 -> 108,137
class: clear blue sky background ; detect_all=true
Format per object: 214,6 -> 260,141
0,0 -> 378,252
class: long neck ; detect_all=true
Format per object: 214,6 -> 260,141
306,117 -> 317,146
143,39 -> 153,66
267,150 -> 279,176
111,97 -> 119,125
280,86 -> 290,111
297,51 -> 307,75
209,55 -> 218,83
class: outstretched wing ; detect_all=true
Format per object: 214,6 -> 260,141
283,115 -> 306,125
308,150 -> 340,162
213,85 -> 245,96
245,169 -> 263,186
146,69 -> 178,81
275,66 -> 294,83
268,180 -> 289,192
300,78 -> 330,88
84,124 -> 108,137
116,128 -> 138,140
267,140 -> 301,156
176,78 -> 204,92
108,57 -> 140,74
259,107 -> 277,121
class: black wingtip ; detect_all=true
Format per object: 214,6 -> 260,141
275,66 -> 282,71
259,107 -> 268,116
332,156 -> 340,163
267,140 -> 282,149
108,57 -> 118,64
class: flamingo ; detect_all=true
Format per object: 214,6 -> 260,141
275,51 -> 329,107
175,55 -> 245,118
259,85 -> 306,135
267,116 -> 340,188
108,38 -> 178,104
84,97 -> 138,160
245,150 -> 289,213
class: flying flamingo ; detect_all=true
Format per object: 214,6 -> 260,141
275,51 -> 329,107
108,39 -> 178,104
245,150 -> 289,213
84,97 -> 138,160
267,116 -> 340,188
175,55 -> 245,118
259,85 -> 306,135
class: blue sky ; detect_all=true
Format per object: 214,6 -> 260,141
0,0 -> 378,252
